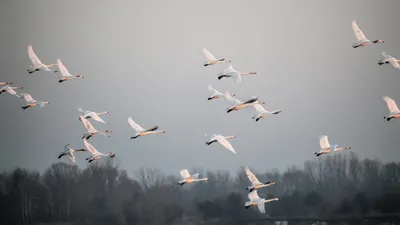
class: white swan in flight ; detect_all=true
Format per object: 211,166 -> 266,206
128,117 -> 165,139
78,107 -> 110,124
244,190 -> 279,213
57,59 -> 84,83
0,82 -> 13,86
352,20 -> 384,48
79,115 -> 112,140
383,96 -> 400,121
83,139 -> 115,163
207,85 -> 235,100
378,52 -> 400,70
27,45 -> 57,74
245,167 -> 277,192
217,65 -> 258,83
0,86 -> 23,98
203,48 -> 231,66
58,144 -> 86,163
19,93 -> 49,110
315,135 -> 351,157
224,91 -> 265,113
252,104 -> 282,122
206,134 -> 236,154
177,169 -> 209,186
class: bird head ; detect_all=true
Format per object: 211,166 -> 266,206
231,93 -> 236,97
108,152 -> 116,157
77,75 -> 85,78
105,130 -> 112,133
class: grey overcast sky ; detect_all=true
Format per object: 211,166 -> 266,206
1,0 -> 400,175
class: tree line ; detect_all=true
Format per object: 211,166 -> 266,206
1,152 -> 400,225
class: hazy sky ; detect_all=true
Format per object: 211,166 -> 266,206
1,0 -> 400,176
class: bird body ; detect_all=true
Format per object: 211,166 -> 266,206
383,96 -> 400,121
58,144 -> 86,163
223,91 -> 265,113
217,65 -> 258,83
79,115 -> 111,139
83,139 -> 115,163
244,190 -> 279,213
19,93 -> 49,110
352,20 -> 384,48
245,167 -> 276,192
57,59 -> 84,83
206,134 -> 236,154
252,104 -> 282,121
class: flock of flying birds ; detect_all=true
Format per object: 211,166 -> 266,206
1,20 -> 399,214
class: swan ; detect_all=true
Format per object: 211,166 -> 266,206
223,91 -> 265,113
217,65 -> 258,83
252,104 -> 282,121
0,86 -> 23,98
128,117 -> 165,139
245,167 -> 277,192
207,85 -> 235,100
206,134 -> 236,154
83,139 -> 115,163
78,107 -> 110,124
352,20 -> 384,48
19,93 -> 49,110
0,82 -> 13,86
79,115 -> 112,140
203,48 -> 231,66
58,144 -> 86,163
378,52 -> 400,70
57,59 -> 84,83
177,169 -> 209,186
314,135 -> 351,157
27,45 -> 58,74
244,190 -> 279,213
382,96 -> 400,121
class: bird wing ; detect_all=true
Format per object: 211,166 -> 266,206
352,20 -> 367,41
128,117 -> 145,132
224,91 -> 241,106
20,93 -> 35,103
191,173 -> 199,179
257,200 -> 266,214
383,96 -> 400,113
180,169 -> 191,179
388,58 -> 400,70
381,52 -> 392,59
57,59 -> 72,77
145,126 -> 159,132
83,139 -> 101,156
68,152 -> 76,163
248,190 -> 261,201
246,167 -> 262,185
3,86 -> 17,95
215,135 -> 236,154
208,85 -> 221,96
88,112 -> 107,124
28,45 -> 43,67
254,104 -> 267,113
203,48 -> 216,61
319,135 -> 330,149
80,115 -> 96,133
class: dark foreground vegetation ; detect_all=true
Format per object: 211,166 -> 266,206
1,152 -> 400,225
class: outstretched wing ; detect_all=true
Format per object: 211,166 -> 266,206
215,135 -> 236,154
28,45 -> 43,67
257,201 -> 266,214
208,85 -> 221,96
352,20 -> 367,41
88,112 -> 107,124
180,169 -> 191,179
248,190 -> 260,201
319,135 -> 330,149
383,96 -> 400,113
68,153 -> 76,163
254,104 -> 267,113
246,167 -> 262,185
57,59 -> 72,78
80,115 -> 96,133
203,48 -> 216,61
381,52 -> 392,59
83,139 -> 101,156
3,86 -> 17,95
128,117 -> 145,132
20,93 -> 35,103
191,173 -> 199,179
224,91 -> 241,106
